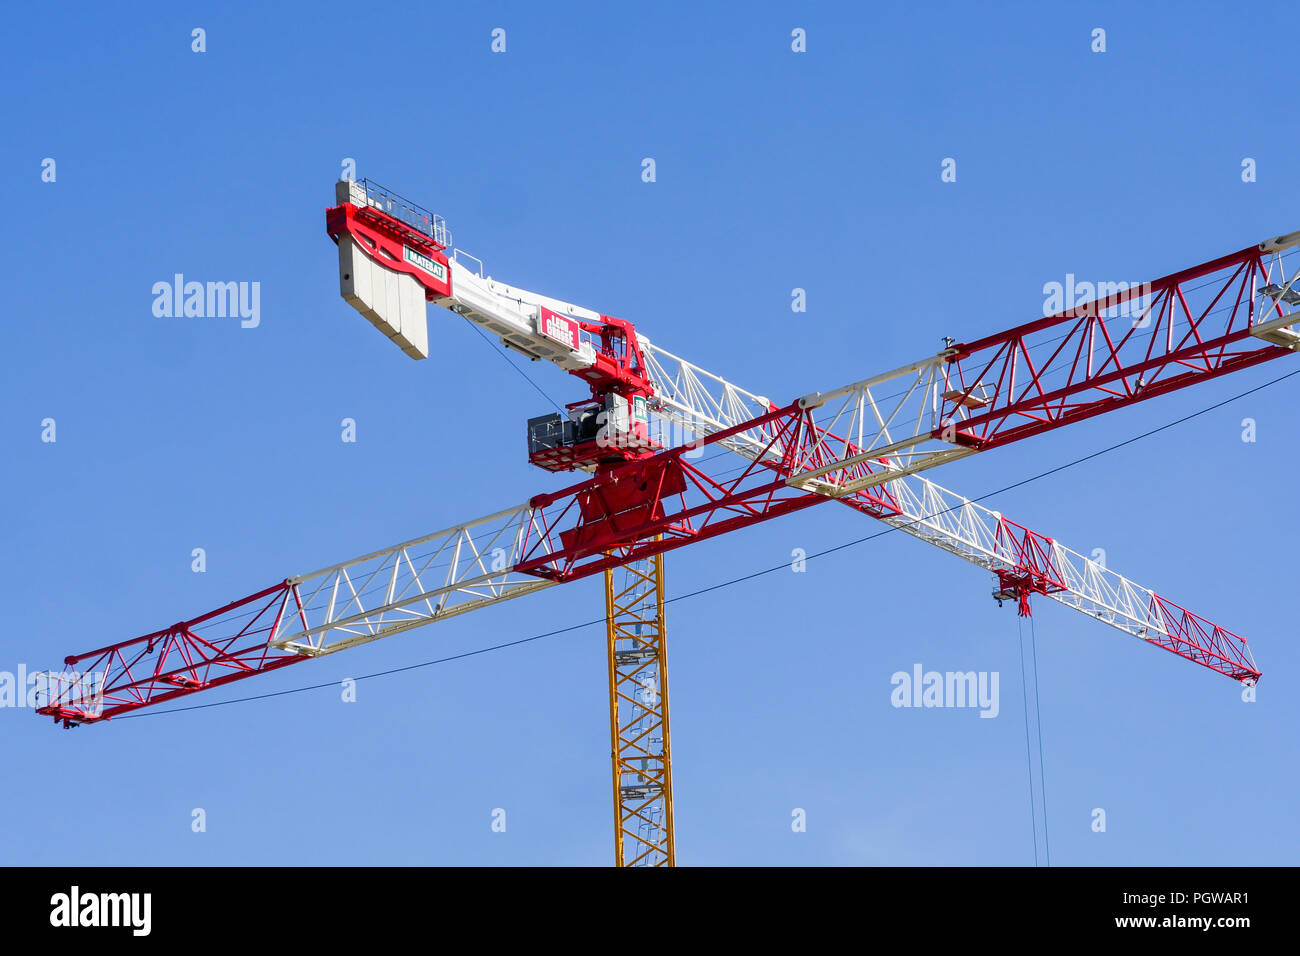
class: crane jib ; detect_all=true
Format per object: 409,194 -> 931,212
35,191 -> 1283,732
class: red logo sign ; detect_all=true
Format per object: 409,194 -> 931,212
540,307 -> 578,350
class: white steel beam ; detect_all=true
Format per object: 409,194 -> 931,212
271,503 -> 560,656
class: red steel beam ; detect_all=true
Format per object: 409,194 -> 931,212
939,242 -> 1295,449
42,238 -> 1289,726
36,582 -> 308,727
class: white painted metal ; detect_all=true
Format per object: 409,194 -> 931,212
872,476 -> 1246,658
440,239 -> 1298,499
638,336 -> 779,463
263,321 -> 1251,665
311,237 -> 1268,665
342,185 -> 1299,492
1258,230 -> 1300,254
1250,312 -> 1300,349
338,234 -> 430,359
637,337 -> 1248,660
440,260 -> 597,371
270,503 -> 559,656
773,248 -> 1300,495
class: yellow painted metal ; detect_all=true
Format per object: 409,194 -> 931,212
604,547 -> 675,866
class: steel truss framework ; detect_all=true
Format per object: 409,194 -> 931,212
40,233 -> 1288,725
640,339 -> 1262,683
39,392 -> 1258,727
606,551 -> 674,867
781,234 -> 1300,495
35,584 -> 306,725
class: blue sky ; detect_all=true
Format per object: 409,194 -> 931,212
1,0 -> 1296,865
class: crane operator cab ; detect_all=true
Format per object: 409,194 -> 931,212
527,394 -> 659,474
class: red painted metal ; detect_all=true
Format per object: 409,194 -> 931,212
39,232 -> 1277,728
938,243 -> 1293,449
513,399 -> 1260,684
36,582 -> 308,727
530,313 -> 661,472
539,306 -> 581,350
991,520 -> 1069,616
512,399 -> 962,583
38,371 -> 1261,728
527,437 -> 655,473
1143,595 -> 1259,683
325,201 -> 453,299
568,313 -> 656,402
981,520 -> 1257,682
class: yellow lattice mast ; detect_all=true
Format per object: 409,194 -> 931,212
604,548 -> 675,867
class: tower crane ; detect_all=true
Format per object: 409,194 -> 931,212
37,178 -> 1295,868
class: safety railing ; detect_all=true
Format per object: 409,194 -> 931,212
360,178 -> 452,249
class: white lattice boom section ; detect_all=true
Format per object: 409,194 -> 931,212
639,337 -> 1258,682
272,504 -> 561,656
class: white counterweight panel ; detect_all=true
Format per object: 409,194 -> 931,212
337,234 -> 429,360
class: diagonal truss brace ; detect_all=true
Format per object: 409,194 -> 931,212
779,232 -> 1300,496
40,233 -> 1283,725
37,381 -> 1260,727
640,335 -> 1261,683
